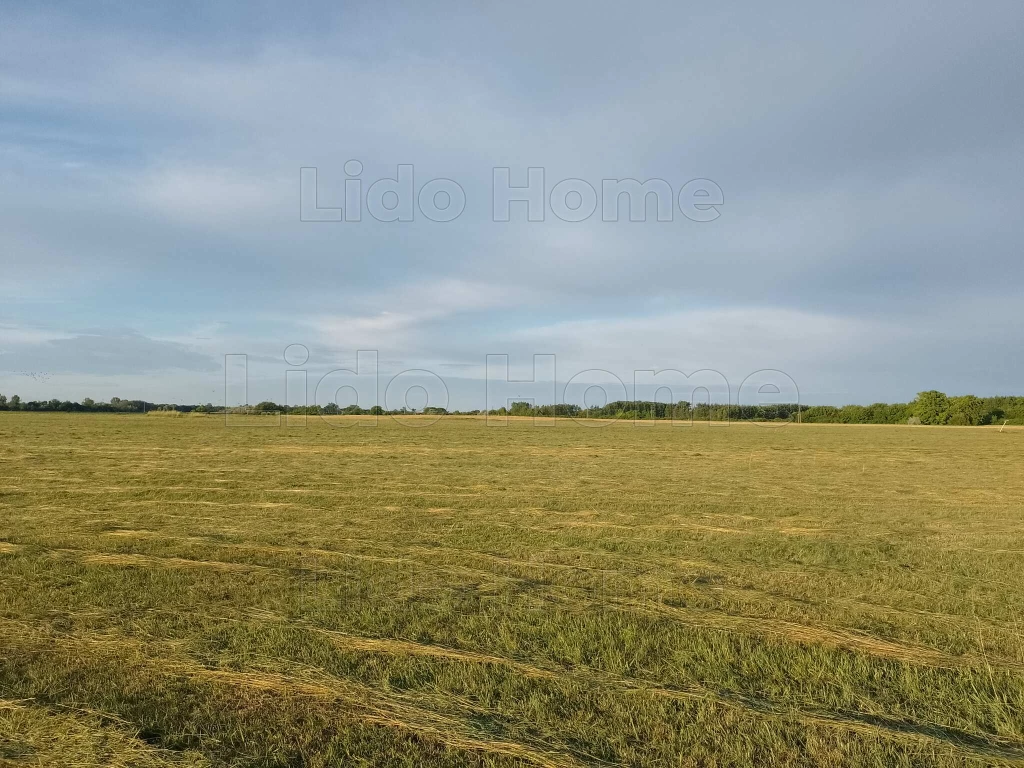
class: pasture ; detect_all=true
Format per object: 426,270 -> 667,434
1,413 -> 1023,766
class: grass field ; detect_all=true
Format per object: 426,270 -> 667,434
1,413 -> 1023,767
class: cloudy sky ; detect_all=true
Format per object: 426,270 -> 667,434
1,1 -> 1022,409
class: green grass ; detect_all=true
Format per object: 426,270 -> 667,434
1,413 -> 1023,766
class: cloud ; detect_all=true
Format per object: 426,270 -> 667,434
307,278 -> 546,354
0,2 -> 1022,403
133,166 -> 287,230
0,329 -> 217,376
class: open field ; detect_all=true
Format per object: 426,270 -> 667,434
1,413 -> 1024,766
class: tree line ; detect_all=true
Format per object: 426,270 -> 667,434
494,391 -> 1022,425
1,390 -> 1021,425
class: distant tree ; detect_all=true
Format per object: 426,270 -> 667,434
801,405 -> 838,423
0,389 -> 1014,425
509,401 -> 533,417
885,403 -> 912,423
948,394 -> 986,426
837,405 -> 867,424
670,401 -> 691,421
912,390 -> 950,425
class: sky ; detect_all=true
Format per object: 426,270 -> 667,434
1,1 -> 1022,410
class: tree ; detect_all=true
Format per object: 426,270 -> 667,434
9,395 -> 20,409
837,405 -> 867,424
82,397 -> 95,409
369,405 -> 384,415
912,390 -> 950,425
0,394 -> 6,409
948,394 -> 986,426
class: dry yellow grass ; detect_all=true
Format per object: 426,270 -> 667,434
1,413 -> 1023,766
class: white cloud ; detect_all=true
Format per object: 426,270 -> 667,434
0,324 -> 73,346
0,3 -> 1022,404
0,329 -> 217,376
133,166 -> 286,230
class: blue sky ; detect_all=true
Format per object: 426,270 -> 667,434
1,1 -> 1022,409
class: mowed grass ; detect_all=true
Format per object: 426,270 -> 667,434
1,414 -> 1024,767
